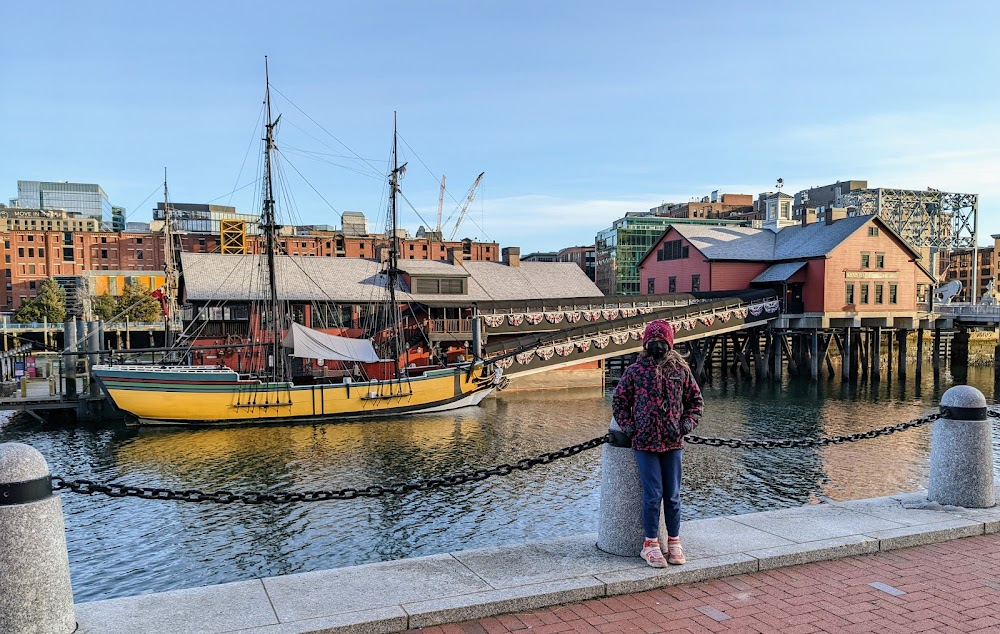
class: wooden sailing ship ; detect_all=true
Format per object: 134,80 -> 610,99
93,61 -> 502,426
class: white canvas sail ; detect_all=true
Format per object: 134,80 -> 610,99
281,322 -> 381,363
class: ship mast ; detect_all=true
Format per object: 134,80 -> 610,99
387,113 -> 407,374
162,168 -> 177,348
261,57 -> 285,381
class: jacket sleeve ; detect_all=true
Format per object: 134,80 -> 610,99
611,368 -> 637,437
680,366 -> 703,434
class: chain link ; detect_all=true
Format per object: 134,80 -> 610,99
685,412 -> 942,449
51,435 -> 610,505
52,408 -> 995,505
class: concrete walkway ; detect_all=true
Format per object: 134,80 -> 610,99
73,484 -> 1000,634
421,532 -> 1000,633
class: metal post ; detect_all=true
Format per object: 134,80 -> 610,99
597,418 -> 667,556
0,443 -> 76,633
87,321 -> 100,398
63,319 -> 77,400
97,321 -> 106,364
929,386 -> 995,507
471,312 -> 482,360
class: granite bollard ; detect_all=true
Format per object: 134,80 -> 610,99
929,386 -> 996,508
0,443 -> 76,633
596,417 -> 667,557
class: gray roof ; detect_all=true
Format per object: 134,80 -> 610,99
751,261 -> 806,283
180,253 -> 603,304
671,215 -> 877,262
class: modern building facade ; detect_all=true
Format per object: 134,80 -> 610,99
15,181 -> 112,222
152,203 -> 260,235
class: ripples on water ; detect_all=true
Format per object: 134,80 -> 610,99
2,367 -> 1000,602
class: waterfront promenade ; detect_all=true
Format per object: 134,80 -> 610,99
73,484 -> 1000,634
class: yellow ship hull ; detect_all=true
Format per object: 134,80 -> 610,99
92,365 -> 498,426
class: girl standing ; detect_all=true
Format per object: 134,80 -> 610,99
612,319 -> 703,567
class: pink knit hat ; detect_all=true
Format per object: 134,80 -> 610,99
642,319 -> 674,349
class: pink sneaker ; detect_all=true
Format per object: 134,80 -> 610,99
640,538 -> 668,568
666,537 -> 686,565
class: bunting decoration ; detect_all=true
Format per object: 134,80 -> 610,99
670,322 -> 683,333
736,308 -> 748,318
637,307 -> 654,314
611,332 -> 630,345
601,309 -> 620,320
508,313 -> 525,326
493,357 -> 514,369
593,335 -> 611,349
630,329 -> 641,340
544,312 -> 564,324
620,308 -> 638,318
483,314 -> 505,328
554,343 -> 574,357
749,304 -> 764,317
575,340 -> 592,353
718,311 -> 732,322
565,311 -> 581,323
516,351 -> 535,364
764,300 -> 780,312
535,346 -> 555,361
699,315 -> 715,327
582,310 -> 600,321
683,320 -> 697,330
525,313 -> 544,325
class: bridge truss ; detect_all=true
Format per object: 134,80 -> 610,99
839,188 -> 978,250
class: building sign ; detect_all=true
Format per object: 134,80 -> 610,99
844,271 -> 899,280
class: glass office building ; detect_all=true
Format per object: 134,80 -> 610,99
153,203 -> 261,234
16,181 -> 111,222
595,214 -> 751,295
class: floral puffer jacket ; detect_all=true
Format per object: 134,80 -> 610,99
612,352 -> 703,452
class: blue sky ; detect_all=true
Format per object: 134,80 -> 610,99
2,1 -> 999,252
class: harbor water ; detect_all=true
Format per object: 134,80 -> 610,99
2,367 -> 1000,603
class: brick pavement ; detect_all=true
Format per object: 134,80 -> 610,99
409,533 -> 1000,634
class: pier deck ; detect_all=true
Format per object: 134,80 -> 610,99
74,483 -> 1000,634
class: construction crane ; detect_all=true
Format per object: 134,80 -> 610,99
435,175 -> 446,233
447,171 -> 485,241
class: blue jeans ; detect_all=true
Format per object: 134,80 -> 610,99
634,449 -> 682,539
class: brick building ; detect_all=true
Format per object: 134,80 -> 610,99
649,193 -> 754,220
0,228 -> 500,312
557,245 -> 596,281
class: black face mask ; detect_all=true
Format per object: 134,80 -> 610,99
645,340 -> 668,359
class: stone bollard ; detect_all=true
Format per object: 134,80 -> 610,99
596,418 -> 667,556
0,443 -> 76,633
929,386 -> 996,508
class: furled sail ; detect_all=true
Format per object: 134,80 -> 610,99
281,322 -> 381,363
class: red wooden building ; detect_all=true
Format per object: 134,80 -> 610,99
638,212 -> 935,328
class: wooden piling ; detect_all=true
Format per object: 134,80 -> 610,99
915,327 -> 924,376
897,329 -> 907,378
871,326 -> 881,382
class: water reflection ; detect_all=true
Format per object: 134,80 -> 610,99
2,372 -> 999,602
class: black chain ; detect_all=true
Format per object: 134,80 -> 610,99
51,435 -> 610,505
685,412 -> 942,449
52,408 -> 992,505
